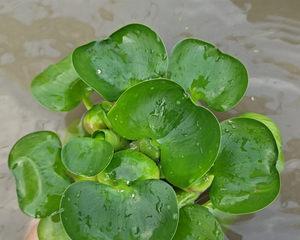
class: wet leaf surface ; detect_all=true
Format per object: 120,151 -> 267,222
8,131 -> 71,218
60,180 -> 178,240
61,137 -> 114,177
108,79 -> 220,189
239,112 -> 284,172
210,118 -> 280,214
98,149 -> 160,184
73,24 -> 168,101
173,204 -> 224,240
168,39 -> 248,111
31,55 -> 89,111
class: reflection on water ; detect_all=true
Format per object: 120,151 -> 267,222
0,0 -> 299,239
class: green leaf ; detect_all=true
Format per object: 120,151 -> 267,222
72,24 -> 168,101
108,79 -> 220,189
210,118 -> 280,214
8,131 -> 71,218
61,137 -> 114,177
168,39 -> 248,111
173,204 -> 224,240
60,180 -> 178,240
239,112 -> 284,172
97,149 -> 160,184
38,215 -> 70,240
31,54 -> 89,111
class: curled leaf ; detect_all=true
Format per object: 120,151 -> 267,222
31,54 -> 89,111
82,102 -> 113,134
8,131 -> 71,218
93,129 -> 129,150
73,24 -> 168,101
61,137 -> 114,177
168,39 -> 248,111
60,180 -> 178,240
210,118 -> 280,214
108,79 -> 220,189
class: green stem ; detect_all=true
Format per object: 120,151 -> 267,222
82,94 -> 93,110
176,190 -> 200,208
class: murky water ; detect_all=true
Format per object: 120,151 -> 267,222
0,0 -> 299,239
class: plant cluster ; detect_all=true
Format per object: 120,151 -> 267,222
8,24 -> 283,240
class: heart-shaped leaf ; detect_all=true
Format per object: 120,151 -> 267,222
72,24 -> 168,101
31,54 -> 89,111
98,149 -> 160,184
8,131 -> 71,217
108,79 -> 220,189
239,112 -> 284,172
173,204 -> 224,240
168,39 -> 248,111
60,180 -> 178,240
61,137 -> 114,177
210,118 -> 280,214
38,215 -> 70,240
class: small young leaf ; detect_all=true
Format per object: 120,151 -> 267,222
31,54 -> 89,111
93,129 -> 129,151
108,79 -> 220,189
173,204 -> 224,240
210,118 -> 280,214
8,131 -> 71,218
38,215 -> 70,240
61,137 -> 114,177
60,180 -> 178,240
72,24 -> 168,101
132,138 -> 160,160
82,102 -> 113,134
239,112 -> 284,172
98,149 -> 160,184
168,39 -> 248,111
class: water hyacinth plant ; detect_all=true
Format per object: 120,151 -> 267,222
8,24 -> 283,240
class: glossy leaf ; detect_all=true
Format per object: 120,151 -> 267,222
98,149 -> 160,184
8,131 -> 71,218
31,54 -> 89,111
38,215 -> 70,240
108,79 -> 220,189
61,137 -> 114,177
239,112 -> 284,172
168,39 -> 248,111
210,118 -> 280,214
73,24 -> 168,101
60,180 -> 178,240
173,205 -> 224,240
